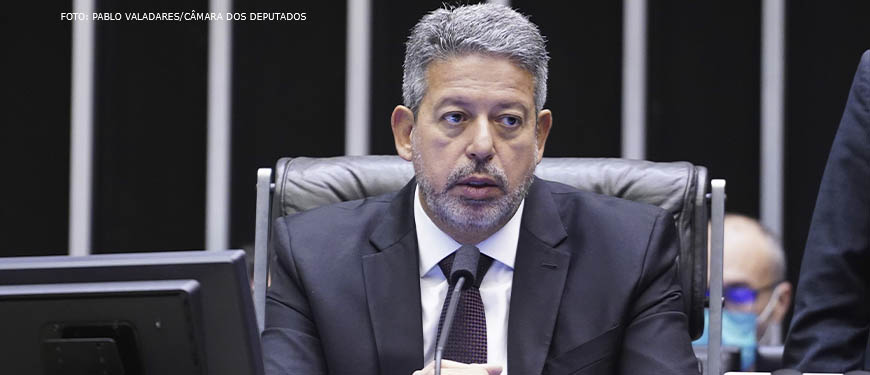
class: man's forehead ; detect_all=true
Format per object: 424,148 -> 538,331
724,239 -> 778,285
422,54 -> 535,108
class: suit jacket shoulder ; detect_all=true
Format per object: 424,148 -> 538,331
538,179 -> 674,291
277,191 -> 400,257
507,179 -> 699,374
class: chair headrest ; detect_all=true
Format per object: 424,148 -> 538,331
275,156 -> 701,220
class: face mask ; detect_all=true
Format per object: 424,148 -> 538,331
723,310 -> 757,370
693,309 -> 757,370
693,284 -> 784,370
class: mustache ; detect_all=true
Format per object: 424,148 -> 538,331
445,160 -> 508,190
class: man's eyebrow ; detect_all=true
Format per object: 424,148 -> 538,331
492,101 -> 530,117
432,97 -> 473,110
432,98 -> 531,117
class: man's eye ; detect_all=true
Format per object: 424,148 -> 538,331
500,116 -> 521,127
443,113 -> 465,124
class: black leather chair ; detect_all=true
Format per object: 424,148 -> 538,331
252,155 -> 711,343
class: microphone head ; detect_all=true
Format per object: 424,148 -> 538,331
449,245 -> 480,290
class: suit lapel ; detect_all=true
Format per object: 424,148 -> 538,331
362,180 -> 424,375
508,178 -> 571,375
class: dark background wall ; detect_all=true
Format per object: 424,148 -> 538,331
3,2 -> 870,329
3,0 -> 72,256
647,1 -> 761,219
784,0 -> 870,300
92,0 -> 209,253
230,0 -> 347,249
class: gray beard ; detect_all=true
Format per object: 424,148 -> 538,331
411,139 -> 536,238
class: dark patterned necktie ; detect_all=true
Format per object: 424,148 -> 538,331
436,248 -> 494,364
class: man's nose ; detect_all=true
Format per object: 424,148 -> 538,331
466,117 -> 494,162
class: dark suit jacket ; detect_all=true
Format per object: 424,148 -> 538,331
784,50 -> 870,372
263,177 -> 699,375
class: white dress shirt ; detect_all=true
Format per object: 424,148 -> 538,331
415,186 -> 523,374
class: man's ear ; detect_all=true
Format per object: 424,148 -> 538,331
771,282 -> 793,323
535,109 -> 553,164
392,105 -> 415,161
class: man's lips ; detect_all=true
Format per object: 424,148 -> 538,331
453,176 -> 503,200
457,176 -> 499,187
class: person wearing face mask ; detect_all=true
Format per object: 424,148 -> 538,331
693,214 -> 793,371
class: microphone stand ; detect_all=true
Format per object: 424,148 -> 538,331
434,245 -> 479,375
434,276 -> 466,375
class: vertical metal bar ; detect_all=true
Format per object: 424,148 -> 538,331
761,0 -> 785,237
69,0 -> 96,256
621,0 -> 647,160
345,0 -> 371,156
206,0 -> 233,251
487,0 -> 511,6
708,179 -> 726,375
253,168 -> 273,333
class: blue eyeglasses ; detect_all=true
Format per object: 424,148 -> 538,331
706,283 -> 777,311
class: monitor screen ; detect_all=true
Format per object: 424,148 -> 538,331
0,250 -> 263,375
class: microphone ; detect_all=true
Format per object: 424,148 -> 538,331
447,245 -> 480,288
434,245 -> 481,375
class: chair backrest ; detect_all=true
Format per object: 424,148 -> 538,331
266,155 -> 709,339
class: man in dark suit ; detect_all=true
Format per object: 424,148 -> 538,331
263,4 -> 699,374
784,50 -> 870,372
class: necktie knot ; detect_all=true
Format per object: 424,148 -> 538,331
438,247 -> 494,288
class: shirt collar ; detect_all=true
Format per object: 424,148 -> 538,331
414,185 -> 523,277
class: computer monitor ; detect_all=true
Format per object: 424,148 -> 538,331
0,250 -> 263,375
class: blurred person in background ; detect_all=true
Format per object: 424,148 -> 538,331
695,214 -> 792,371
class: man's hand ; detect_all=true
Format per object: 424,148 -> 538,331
412,360 -> 502,375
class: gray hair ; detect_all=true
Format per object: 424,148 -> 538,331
402,3 -> 549,115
